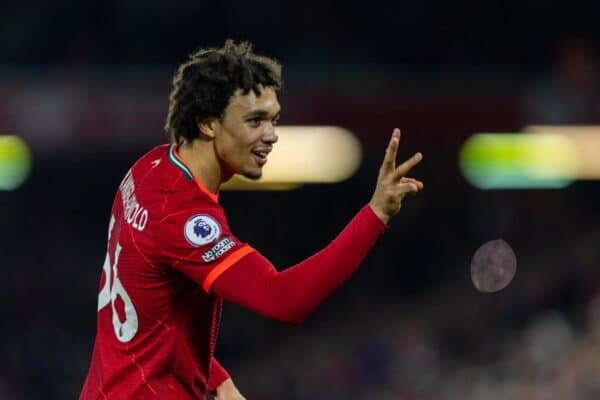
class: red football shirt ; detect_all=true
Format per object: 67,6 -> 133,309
80,143 -> 388,400
80,144 -> 247,399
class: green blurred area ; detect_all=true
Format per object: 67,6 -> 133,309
0,135 -> 32,190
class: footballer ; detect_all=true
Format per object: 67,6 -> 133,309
80,40 -> 423,400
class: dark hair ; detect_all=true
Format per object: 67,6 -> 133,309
164,39 -> 283,143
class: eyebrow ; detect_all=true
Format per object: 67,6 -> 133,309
244,109 -> 281,120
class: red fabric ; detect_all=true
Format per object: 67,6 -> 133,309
80,143 -> 385,400
80,145 -> 241,400
207,357 -> 230,393
213,205 -> 386,324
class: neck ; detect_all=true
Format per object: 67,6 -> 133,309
177,139 -> 228,194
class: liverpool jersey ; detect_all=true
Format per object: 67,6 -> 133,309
80,144 -> 252,399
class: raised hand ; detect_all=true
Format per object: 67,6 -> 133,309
369,128 -> 423,224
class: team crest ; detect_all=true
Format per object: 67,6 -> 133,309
184,215 -> 221,246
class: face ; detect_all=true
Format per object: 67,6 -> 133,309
213,85 -> 281,180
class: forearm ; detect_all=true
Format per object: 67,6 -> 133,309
213,205 -> 386,324
266,205 -> 385,322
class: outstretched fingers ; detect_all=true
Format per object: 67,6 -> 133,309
381,128 -> 401,174
392,152 -> 423,181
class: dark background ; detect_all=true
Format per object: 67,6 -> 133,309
1,1 -> 600,399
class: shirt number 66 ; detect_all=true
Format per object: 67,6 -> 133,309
97,215 -> 139,343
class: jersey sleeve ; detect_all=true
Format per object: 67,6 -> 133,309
207,357 -> 230,392
212,205 -> 387,325
157,206 -> 255,293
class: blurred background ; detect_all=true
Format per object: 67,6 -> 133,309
1,1 -> 600,399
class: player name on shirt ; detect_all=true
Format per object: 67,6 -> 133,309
119,169 -> 148,232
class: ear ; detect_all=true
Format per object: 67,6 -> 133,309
196,117 -> 219,139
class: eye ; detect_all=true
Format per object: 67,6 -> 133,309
247,117 -> 262,127
272,116 -> 280,126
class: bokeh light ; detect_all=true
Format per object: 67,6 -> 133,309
222,126 -> 362,190
459,133 -> 578,189
0,135 -> 32,191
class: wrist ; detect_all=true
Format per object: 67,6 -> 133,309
367,204 -> 390,226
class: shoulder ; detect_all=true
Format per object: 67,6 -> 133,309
123,144 -> 196,209
159,200 -> 228,234
123,144 -> 230,233
133,144 -> 170,169
129,144 -> 172,183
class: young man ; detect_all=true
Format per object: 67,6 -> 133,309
80,40 -> 423,400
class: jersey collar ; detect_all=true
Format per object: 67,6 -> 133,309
168,144 -> 219,203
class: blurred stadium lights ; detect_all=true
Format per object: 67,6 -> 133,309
459,133 -> 577,189
523,125 -> 600,180
222,126 -> 362,190
460,126 -> 600,189
0,135 -> 32,191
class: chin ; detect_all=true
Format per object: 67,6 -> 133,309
241,169 -> 263,180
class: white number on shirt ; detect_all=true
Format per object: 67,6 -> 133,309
98,215 -> 139,343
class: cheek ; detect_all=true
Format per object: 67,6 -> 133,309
216,130 -> 252,161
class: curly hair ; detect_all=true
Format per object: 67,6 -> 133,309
164,39 -> 283,144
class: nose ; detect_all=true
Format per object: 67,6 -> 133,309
263,123 -> 278,144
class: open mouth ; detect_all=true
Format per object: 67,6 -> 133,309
252,150 -> 269,165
